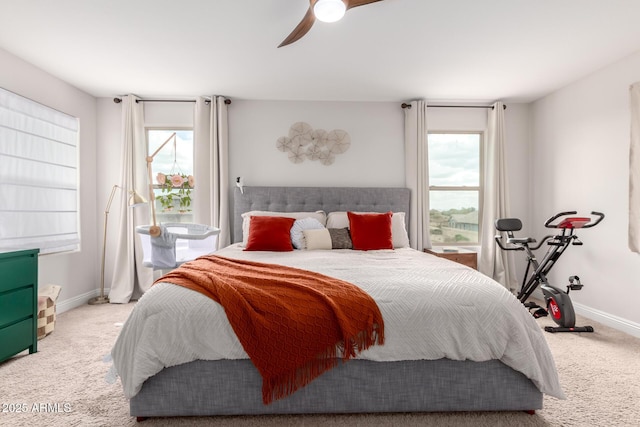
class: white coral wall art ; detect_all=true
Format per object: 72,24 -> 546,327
276,122 -> 350,165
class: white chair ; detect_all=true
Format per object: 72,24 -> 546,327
136,223 -> 220,270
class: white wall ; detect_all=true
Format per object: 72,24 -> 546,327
0,48 -> 98,311
531,50 -> 640,333
100,99 -> 533,275
5,41 -> 638,336
227,101 -> 532,257
0,46 -> 536,324
228,100 -> 405,187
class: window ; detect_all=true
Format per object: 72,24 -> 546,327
0,87 -> 79,254
147,128 -> 194,224
428,132 -> 483,245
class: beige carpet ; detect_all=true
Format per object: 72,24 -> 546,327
1,301 -> 639,427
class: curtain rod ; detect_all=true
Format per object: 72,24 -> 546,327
401,103 -> 506,110
113,97 -> 231,105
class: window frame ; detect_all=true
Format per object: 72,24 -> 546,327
145,127 -> 195,224
427,130 -> 484,246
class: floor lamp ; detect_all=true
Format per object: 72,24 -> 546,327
88,184 -> 147,305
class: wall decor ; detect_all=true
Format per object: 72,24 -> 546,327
276,121 -> 350,165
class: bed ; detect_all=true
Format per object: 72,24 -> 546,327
111,186 -> 564,419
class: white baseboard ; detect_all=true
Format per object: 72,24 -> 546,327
573,302 -> 640,339
56,288 -> 111,314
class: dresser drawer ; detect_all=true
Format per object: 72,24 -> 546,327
424,248 -> 478,270
444,253 -> 477,269
0,255 -> 37,293
0,287 -> 34,329
0,318 -> 34,361
0,249 -> 38,363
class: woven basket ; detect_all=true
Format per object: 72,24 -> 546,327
37,284 -> 61,340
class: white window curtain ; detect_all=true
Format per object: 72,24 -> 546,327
0,87 -> 79,254
629,82 -> 640,253
194,96 -> 230,249
403,99 -> 431,250
109,95 -> 153,303
478,102 -> 517,291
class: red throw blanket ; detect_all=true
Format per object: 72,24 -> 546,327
156,255 -> 385,404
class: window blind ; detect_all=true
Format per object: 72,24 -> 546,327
0,87 -> 80,254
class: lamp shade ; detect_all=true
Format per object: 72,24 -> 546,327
314,0 -> 346,23
128,190 -> 147,207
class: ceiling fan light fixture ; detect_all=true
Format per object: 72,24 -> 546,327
314,0 -> 347,23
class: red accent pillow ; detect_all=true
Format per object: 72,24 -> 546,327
347,211 -> 393,251
245,216 -> 296,251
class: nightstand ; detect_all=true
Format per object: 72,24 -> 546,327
424,247 -> 478,270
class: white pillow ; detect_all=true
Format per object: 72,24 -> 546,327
290,217 -> 325,249
241,210 -> 326,247
326,211 -> 410,248
325,211 -> 350,229
303,228 -> 332,250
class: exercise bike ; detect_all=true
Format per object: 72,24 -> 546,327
494,211 -> 605,333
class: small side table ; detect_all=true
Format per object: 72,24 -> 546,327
424,247 -> 478,270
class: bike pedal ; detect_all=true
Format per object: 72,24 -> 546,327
569,284 -> 583,290
532,308 -> 548,318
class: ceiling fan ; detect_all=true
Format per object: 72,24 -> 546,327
278,0 -> 384,48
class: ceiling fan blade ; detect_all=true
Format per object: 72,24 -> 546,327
345,0 -> 384,10
278,6 -> 316,48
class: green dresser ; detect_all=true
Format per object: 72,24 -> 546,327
0,249 -> 39,363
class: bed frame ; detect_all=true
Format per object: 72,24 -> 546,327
130,186 -> 542,418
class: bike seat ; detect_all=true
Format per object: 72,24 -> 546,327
495,218 -> 522,232
507,237 -> 536,244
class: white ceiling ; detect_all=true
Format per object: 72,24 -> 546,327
2,0 -> 640,103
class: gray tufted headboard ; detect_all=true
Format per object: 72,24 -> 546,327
233,186 -> 411,243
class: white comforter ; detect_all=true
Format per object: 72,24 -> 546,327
111,245 -> 565,400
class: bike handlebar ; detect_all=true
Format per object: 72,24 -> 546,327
544,211 -> 576,227
583,211 -> 605,228
544,211 -> 605,229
